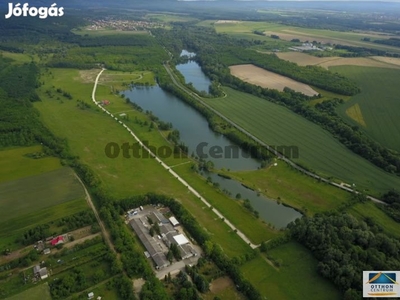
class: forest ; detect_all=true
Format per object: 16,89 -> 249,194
0,56 -> 67,157
288,212 -> 400,299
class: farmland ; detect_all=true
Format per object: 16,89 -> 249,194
205,87 -> 400,195
0,167 -> 85,223
333,66 -> 400,152
203,20 -> 400,54
229,64 -> 318,96
34,67 -> 274,255
240,243 -> 341,299
276,51 -> 400,69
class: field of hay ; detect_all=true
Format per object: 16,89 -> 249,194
229,64 -> 318,96
276,52 -> 400,69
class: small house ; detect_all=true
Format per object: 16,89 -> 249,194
51,236 -> 64,246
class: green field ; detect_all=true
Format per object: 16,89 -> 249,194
348,201 -> 400,238
198,20 -> 400,54
333,66 -> 400,152
146,13 -> 198,23
34,68 -> 271,255
205,87 -> 400,195
0,167 -> 85,223
0,51 -> 36,64
0,198 -> 88,250
223,160 -> 350,215
0,145 -> 62,184
241,242 -> 340,299
4,283 -> 51,300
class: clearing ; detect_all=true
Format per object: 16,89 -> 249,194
229,64 -> 318,96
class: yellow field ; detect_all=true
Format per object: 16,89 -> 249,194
276,52 -> 400,69
345,103 -> 367,127
229,64 -> 318,96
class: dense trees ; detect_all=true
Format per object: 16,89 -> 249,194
380,190 -> 400,222
288,212 -> 400,297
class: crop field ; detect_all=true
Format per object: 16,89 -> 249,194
240,243 -> 340,299
202,20 -> 400,53
229,64 -> 318,96
0,51 -> 36,64
34,68 -> 269,256
348,202 -> 400,238
222,160 -> 350,215
4,283 -> 51,300
372,56 -> 400,67
333,66 -> 400,152
0,145 -> 61,184
276,52 -> 400,69
0,198 -> 88,250
0,167 -> 85,223
205,87 -> 400,195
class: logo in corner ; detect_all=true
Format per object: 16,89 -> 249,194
363,271 -> 400,298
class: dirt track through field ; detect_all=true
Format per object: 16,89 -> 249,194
229,64 -> 318,96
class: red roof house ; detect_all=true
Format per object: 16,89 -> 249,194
51,236 -> 64,246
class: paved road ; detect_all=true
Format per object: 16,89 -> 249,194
92,69 -> 259,249
163,63 -> 386,205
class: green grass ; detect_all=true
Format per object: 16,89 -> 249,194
333,66 -> 400,152
34,68 -> 265,256
4,283 -> 51,300
0,198 -> 88,250
0,145 -> 61,184
0,167 -> 85,223
204,87 -> 400,195
0,51 -> 37,64
348,201 -> 400,238
222,160 -> 350,215
241,242 -> 341,300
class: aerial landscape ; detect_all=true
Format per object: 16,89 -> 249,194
1,0 -> 400,299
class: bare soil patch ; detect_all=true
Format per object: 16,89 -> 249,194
209,276 -> 234,294
229,64 -> 318,96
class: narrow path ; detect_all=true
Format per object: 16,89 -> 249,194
169,161 -> 192,169
74,173 -> 117,254
92,69 -> 259,249
163,63 -> 386,205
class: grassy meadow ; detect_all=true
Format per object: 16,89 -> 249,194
34,68 -> 273,255
222,160 -> 350,215
0,145 -> 61,184
333,66 -> 400,152
4,283 -> 52,300
348,201 -> 400,238
204,87 -> 400,195
240,242 -> 341,300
